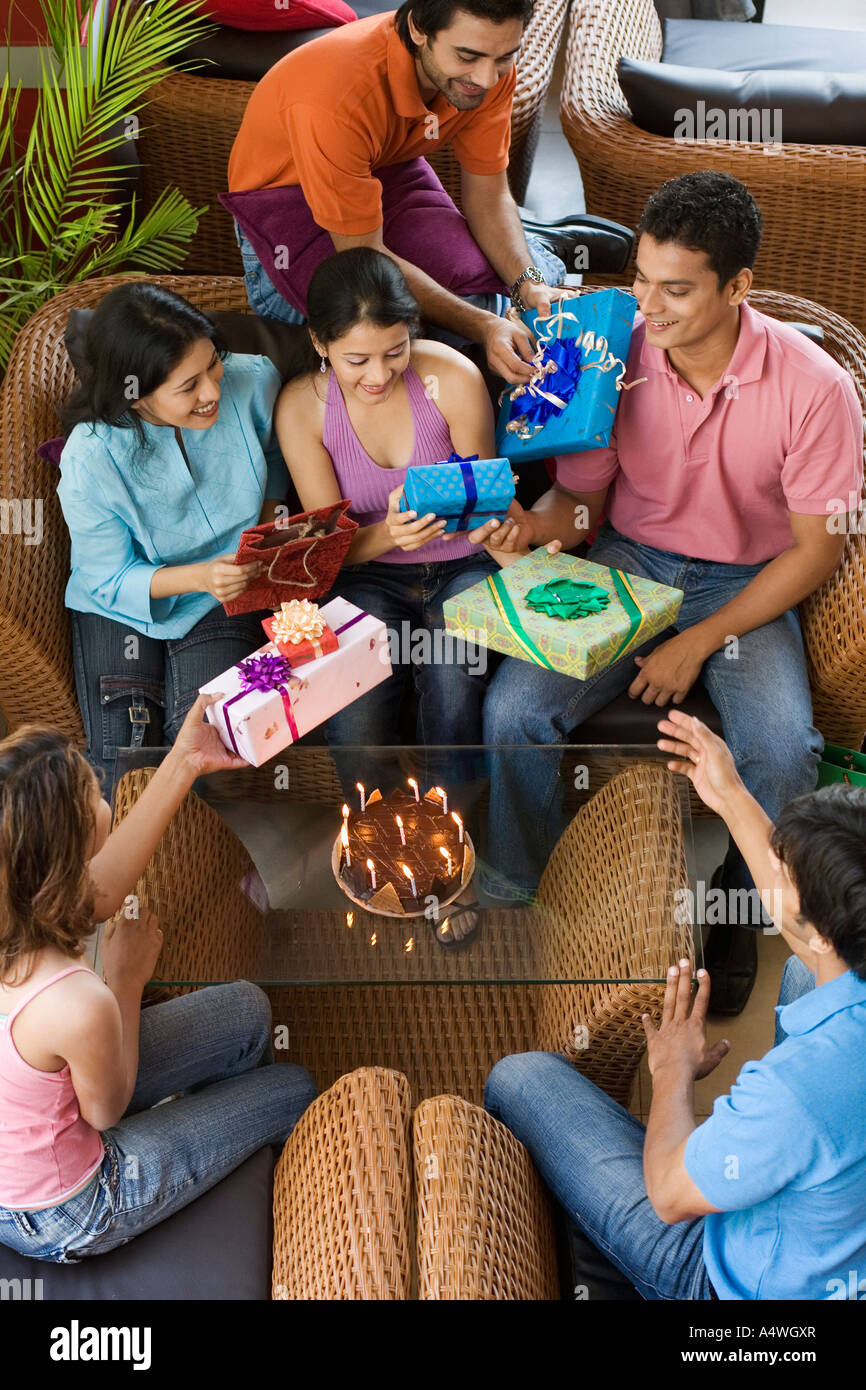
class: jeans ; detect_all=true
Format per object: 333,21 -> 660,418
482,522 -> 823,899
0,983 -> 317,1263
236,224 -> 565,330
483,953 -> 816,1300
325,552 -> 499,792
71,605 -> 267,800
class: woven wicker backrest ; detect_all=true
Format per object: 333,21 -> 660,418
535,761 -> 689,1003
414,1093 -> 559,1300
0,273 -> 252,742
272,1066 -> 412,1300
111,765 -> 266,988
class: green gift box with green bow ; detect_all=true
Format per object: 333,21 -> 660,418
442,551 -> 684,680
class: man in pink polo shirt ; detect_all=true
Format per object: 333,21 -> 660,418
480,171 -> 863,1013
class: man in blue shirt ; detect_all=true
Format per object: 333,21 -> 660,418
485,710 -> 866,1299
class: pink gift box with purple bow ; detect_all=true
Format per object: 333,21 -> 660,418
199,597 -> 392,767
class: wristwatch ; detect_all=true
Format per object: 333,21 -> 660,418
510,265 -> 545,311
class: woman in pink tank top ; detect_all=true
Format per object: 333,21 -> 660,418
0,708 -> 315,1263
274,252 -> 523,941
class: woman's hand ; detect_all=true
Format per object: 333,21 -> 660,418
384,483 -> 448,552
101,905 -> 164,995
168,692 -> 249,778
201,554 -> 264,603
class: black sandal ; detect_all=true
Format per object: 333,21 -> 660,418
428,900 -> 481,951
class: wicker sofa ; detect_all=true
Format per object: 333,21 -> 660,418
559,0 -> 866,334
2,273 -> 865,755
135,0 -> 569,278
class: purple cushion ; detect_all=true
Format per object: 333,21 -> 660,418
37,436 -> 66,467
220,157 -> 507,317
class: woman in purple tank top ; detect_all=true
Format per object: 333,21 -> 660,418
275,249 -> 524,943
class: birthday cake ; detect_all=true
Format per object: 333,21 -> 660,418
335,785 -> 472,915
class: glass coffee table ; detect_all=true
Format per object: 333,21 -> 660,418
122,743 -> 702,1104
159,743 -> 700,989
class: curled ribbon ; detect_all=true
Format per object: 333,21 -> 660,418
270,598 -> 326,646
238,652 -> 295,691
505,337 -> 583,441
524,578 -> 611,620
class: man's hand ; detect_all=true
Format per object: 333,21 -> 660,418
468,500 -> 563,568
643,960 -> 730,1082
519,280 -> 574,320
168,692 -> 250,777
482,314 -> 537,384
629,630 -> 709,705
656,709 -> 745,818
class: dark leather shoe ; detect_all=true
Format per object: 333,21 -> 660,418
705,924 -> 759,1016
520,213 -> 635,277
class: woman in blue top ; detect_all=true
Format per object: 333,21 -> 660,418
57,283 -> 289,796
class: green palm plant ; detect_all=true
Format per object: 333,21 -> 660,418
0,0 -> 216,372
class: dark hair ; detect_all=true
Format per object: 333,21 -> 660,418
0,725 -> 98,985
61,281 -> 227,442
394,0 -> 533,51
636,171 -> 762,290
304,248 -> 421,372
770,785 -> 866,980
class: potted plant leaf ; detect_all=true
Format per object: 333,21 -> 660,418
0,0 -> 215,373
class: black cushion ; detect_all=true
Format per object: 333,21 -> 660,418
577,680 -> 723,743
65,307 -> 310,384
618,54 -> 866,145
663,16 -> 866,73
180,0 -> 395,81
0,1146 -> 276,1300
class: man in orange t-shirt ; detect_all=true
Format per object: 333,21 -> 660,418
223,0 -> 573,383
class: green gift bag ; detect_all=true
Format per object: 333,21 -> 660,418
817,744 -> 866,788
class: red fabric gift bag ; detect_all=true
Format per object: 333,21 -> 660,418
223,500 -> 357,616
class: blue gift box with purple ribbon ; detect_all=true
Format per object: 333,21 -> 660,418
495,288 -> 638,463
399,453 -> 515,533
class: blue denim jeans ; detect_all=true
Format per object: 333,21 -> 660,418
235,224 -> 565,330
0,982 -> 317,1263
484,954 -> 815,1300
71,605 -> 267,800
482,522 -> 823,899
326,552 -> 499,792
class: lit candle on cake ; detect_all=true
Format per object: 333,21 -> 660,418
408,777 -> 420,803
342,802 -> 349,833
401,863 -> 418,897
340,822 -> 352,867
434,785 -> 448,816
439,846 -> 453,876
356,782 -> 366,813
396,815 -> 406,846
366,857 -> 377,891
451,811 -> 464,844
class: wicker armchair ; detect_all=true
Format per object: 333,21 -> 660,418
414,1093 -> 559,1300
3,273 -> 864,751
272,1066 -> 413,1300
559,0 -> 866,334
136,0 -> 569,278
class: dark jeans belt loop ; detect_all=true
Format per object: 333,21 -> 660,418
128,703 -> 150,749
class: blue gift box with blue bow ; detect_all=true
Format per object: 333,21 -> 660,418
399,454 -> 515,533
495,288 -> 638,463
